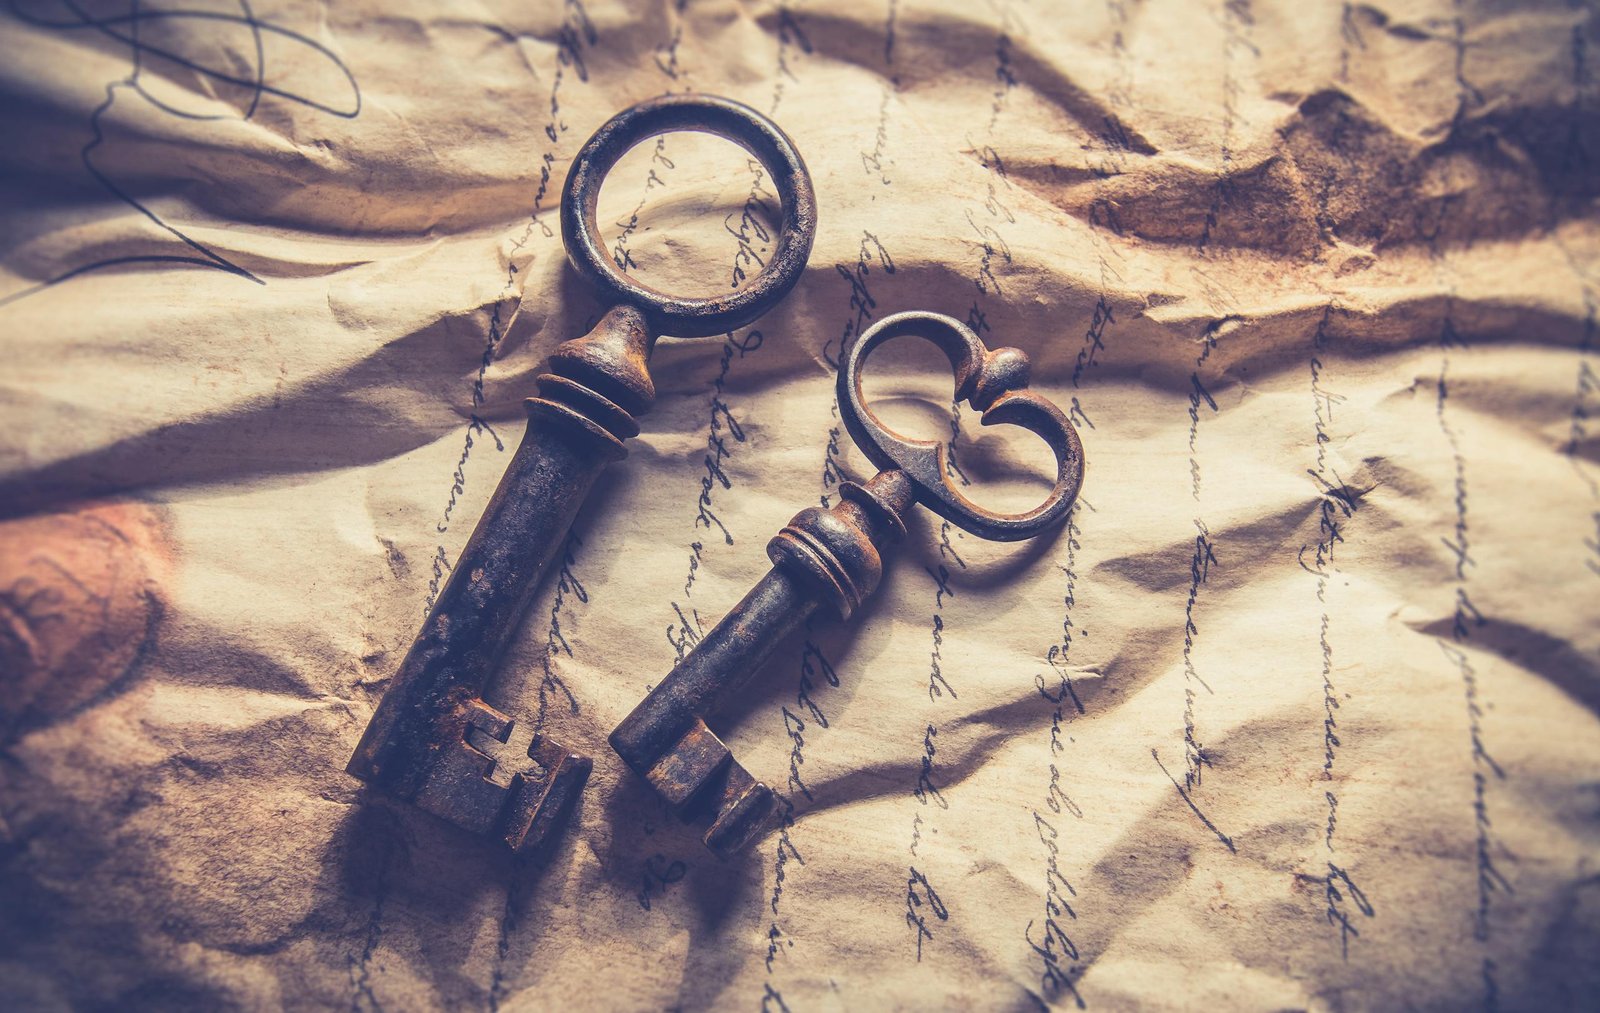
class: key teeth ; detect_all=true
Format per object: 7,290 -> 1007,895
412,699 -> 516,836
704,777 -> 776,859
644,718 -> 733,808
503,742 -> 593,854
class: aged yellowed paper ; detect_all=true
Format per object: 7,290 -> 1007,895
2,0 -> 1597,1009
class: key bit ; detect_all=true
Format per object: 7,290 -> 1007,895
609,311 -> 1086,857
410,698 -> 591,850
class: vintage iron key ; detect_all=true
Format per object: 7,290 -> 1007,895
609,310 -> 1085,856
345,94 -> 817,852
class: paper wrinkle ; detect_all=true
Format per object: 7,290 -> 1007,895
4,0 -> 1600,1009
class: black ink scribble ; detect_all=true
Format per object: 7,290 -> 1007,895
3,0 -> 361,308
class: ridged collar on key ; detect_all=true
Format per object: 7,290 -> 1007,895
837,311 -> 1085,542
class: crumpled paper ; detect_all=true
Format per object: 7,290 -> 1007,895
2,0 -> 1598,1009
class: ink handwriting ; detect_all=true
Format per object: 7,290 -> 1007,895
905,867 -> 949,962
636,852 -> 686,911
4,0 -> 361,307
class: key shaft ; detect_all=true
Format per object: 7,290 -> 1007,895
609,471 -> 915,856
348,306 -> 658,850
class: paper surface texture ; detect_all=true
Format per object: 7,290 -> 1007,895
2,0 -> 1598,1009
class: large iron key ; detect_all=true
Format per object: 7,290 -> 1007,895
344,94 -> 816,852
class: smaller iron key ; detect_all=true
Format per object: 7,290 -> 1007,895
609,311 -> 1086,856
